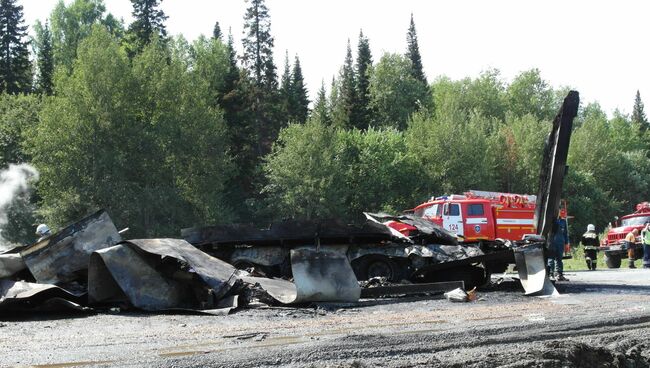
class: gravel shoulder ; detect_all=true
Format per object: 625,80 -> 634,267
2,269 -> 650,368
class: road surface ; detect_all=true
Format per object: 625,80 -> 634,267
2,269 -> 650,367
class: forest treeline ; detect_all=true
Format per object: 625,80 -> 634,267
1,0 -> 649,244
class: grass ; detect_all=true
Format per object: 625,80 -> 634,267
563,246 -> 637,271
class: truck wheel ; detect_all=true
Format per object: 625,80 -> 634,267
604,253 -> 621,269
352,255 -> 402,282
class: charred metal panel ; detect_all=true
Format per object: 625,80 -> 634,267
0,253 -> 26,278
535,91 -> 579,241
230,246 -> 287,267
88,244 -> 195,310
290,245 -> 361,303
363,212 -> 458,245
514,243 -> 559,296
182,218 -> 397,247
20,210 -> 121,284
0,280 -> 87,312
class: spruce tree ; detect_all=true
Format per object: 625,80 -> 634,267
242,0 -> 275,88
333,40 -> 356,128
241,0 -> 280,156
127,0 -> 168,54
0,0 -> 31,94
279,50 -> 292,120
36,22 -> 54,95
312,80 -> 330,125
291,55 -> 309,123
406,13 -> 427,85
355,30 -> 373,129
212,21 -> 222,41
632,90 -> 648,131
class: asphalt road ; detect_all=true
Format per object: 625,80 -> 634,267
2,269 -> 650,368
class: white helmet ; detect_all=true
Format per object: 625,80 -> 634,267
36,224 -> 51,236
587,224 -> 595,232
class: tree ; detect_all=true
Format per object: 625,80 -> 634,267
28,27 -> 234,237
0,0 -> 31,94
290,55 -> 309,123
212,20 -> 222,40
241,0 -> 274,88
49,0 -> 123,72
35,22 -> 54,95
312,80 -> 330,125
331,40 -> 356,128
632,90 -> 648,131
127,0 -> 168,55
406,13 -> 426,85
279,50 -> 292,120
355,30 -> 373,129
369,53 -> 428,130
506,69 -> 556,121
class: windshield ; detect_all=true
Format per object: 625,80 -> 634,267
621,216 -> 650,227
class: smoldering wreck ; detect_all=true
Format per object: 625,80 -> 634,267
0,91 -> 579,316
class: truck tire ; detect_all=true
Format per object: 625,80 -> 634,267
604,252 -> 621,269
352,255 -> 403,282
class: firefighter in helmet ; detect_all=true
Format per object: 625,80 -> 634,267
580,224 -> 599,270
35,224 -> 51,242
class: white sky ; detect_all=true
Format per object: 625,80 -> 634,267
21,0 -> 650,116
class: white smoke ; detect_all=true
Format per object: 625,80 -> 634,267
0,163 -> 39,250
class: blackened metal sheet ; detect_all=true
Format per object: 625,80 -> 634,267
88,244 -> 195,310
181,218 -> 397,247
0,253 -> 26,278
514,243 -> 559,296
364,212 -> 458,245
124,239 -> 240,301
0,280 -> 87,313
535,91 -> 579,241
20,210 -> 121,284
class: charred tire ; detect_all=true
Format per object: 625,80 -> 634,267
604,253 -> 621,269
352,255 -> 404,282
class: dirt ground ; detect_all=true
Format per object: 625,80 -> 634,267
2,269 -> 650,368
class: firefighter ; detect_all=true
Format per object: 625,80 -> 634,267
35,224 -> 51,242
624,228 -> 639,269
580,224 -> 599,270
642,223 -> 650,269
547,215 -> 569,281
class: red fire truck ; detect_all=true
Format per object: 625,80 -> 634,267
409,190 -> 538,244
600,202 -> 649,268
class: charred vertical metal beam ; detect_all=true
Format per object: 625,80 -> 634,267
534,91 -> 580,242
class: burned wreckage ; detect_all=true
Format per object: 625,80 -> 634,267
0,91 -> 579,314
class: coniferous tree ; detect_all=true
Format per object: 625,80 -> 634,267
36,22 -> 54,95
0,0 -> 31,94
242,0 -> 275,88
241,0 -> 279,155
127,0 -> 168,55
291,55 -> 309,123
406,13 -> 427,85
212,21 -> 222,41
355,30 -> 373,129
279,50 -> 292,120
332,40 -> 356,128
632,90 -> 648,131
312,80 -> 330,125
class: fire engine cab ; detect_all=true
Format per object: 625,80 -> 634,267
410,190 -> 538,244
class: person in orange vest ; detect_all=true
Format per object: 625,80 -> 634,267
624,228 -> 639,269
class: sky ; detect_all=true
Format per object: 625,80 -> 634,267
20,0 -> 650,116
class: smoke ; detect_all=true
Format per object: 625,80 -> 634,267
0,163 -> 39,250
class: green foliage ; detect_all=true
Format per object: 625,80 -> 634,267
0,0 -> 31,94
506,68 -> 557,121
355,30 -> 372,130
632,90 -> 648,131
312,81 -> 330,125
331,40 -> 357,129
126,0 -> 168,56
27,27 -> 233,236
50,0 -> 123,72
0,93 -> 40,166
406,13 -> 426,85
369,53 -> 429,130
34,22 -> 54,95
